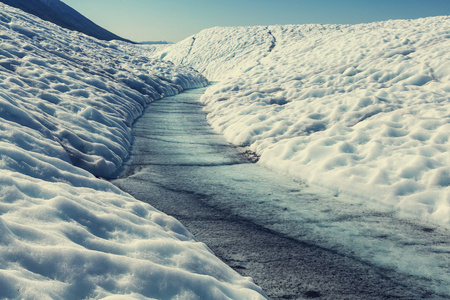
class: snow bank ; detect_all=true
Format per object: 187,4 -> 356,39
0,3 -> 265,299
0,4 -> 207,179
160,17 -> 450,227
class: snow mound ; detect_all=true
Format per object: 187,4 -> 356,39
160,17 -> 450,227
0,3 -> 264,299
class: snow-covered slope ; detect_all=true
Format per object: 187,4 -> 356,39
160,17 -> 450,227
0,3 -> 265,299
0,5 -> 209,179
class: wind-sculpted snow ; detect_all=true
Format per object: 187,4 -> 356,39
0,4 -> 207,178
161,17 -> 450,227
0,4 -> 265,299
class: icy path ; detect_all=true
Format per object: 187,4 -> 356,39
112,87 -> 450,300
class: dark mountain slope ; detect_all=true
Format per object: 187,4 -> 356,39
0,0 -> 133,43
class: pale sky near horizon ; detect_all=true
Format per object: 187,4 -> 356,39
62,0 -> 450,43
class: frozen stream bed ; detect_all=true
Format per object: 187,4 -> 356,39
112,87 -> 450,299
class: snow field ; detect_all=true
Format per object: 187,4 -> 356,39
160,17 -> 450,227
0,3 -> 265,299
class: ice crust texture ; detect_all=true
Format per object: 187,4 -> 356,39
0,4 -> 265,299
160,17 -> 450,227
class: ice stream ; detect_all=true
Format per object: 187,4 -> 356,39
113,86 -> 450,299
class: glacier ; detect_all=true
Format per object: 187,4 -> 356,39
1,0 -> 449,297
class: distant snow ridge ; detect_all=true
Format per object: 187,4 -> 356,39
160,17 -> 450,227
0,4 -> 265,299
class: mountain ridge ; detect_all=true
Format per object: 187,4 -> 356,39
0,0 -> 133,43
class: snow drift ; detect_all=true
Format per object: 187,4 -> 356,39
0,3 -> 265,299
160,17 -> 450,227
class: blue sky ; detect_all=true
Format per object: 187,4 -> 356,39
62,0 -> 450,42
